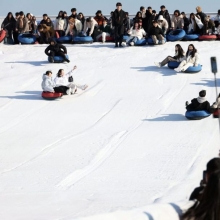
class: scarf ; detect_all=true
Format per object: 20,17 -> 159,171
197,96 -> 206,103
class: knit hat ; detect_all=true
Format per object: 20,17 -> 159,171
158,15 -> 164,21
199,90 -> 206,97
116,2 -> 122,6
196,6 -> 202,12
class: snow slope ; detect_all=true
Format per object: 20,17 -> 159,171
0,41 -> 220,220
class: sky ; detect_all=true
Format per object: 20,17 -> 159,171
0,0 -> 219,17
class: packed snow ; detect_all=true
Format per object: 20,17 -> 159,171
0,41 -> 220,220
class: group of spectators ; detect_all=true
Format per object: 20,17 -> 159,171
1,3 -> 220,46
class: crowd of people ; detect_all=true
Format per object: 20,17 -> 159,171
1,3 -> 220,45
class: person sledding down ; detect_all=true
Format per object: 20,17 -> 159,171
185,90 -> 217,113
45,39 -> 70,63
41,66 -> 88,95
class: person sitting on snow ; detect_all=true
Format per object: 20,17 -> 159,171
148,20 -> 165,45
174,44 -> 199,72
185,90 -> 217,113
202,16 -> 215,35
37,24 -> 55,44
45,39 -> 70,63
54,66 -> 88,94
41,70 -> 71,95
95,19 -> 112,43
157,15 -> 168,34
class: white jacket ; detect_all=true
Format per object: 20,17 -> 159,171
54,70 -> 73,86
186,52 -> 200,66
175,51 -> 186,62
158,19 -> 169,34
128,27 -> 146,40
54,18 -> 67,30
188,17 -> 203,32
83,17 -> 98,36
41,74 -> 55,92
65,19 -> 82,35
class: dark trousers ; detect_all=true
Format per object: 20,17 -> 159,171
49,51 -> 69,61
114,26 -> 123,45
56,30 -> 65,37
13,31 -> 19,44
54,86 -> 69,94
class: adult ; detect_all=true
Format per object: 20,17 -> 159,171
96,19 -> 112,43
112,2 -> 126,47
40,14 -> 48,25
13,12 -> 20,44
83,17 -> 98,39
157,5 -> 171,28
144,7 -> 156,33
77,12 -> 85,31
133,11 -> 142,24
148,20 -> 165,45
41,70 -> 71,95
54,66 -> 88,95
45,39 -> 70,63
202,16 -> 215,35
157,15 -> 168,34
16,11 -> 29,34
69,8 -> 77,19
181,12 -> 189,33
155,44 -> 185,67
63,11 -> 69,31
108,11 -> 114,28
174,44 -> 199,72
140,6 -> 146,18
185,90 -> 216,113
196,6 -> 207,24
37,24 -> 55,44
124,12 -> 131,34
211,9 -> 220,27
125,22 -> 146,46
188,13 -> 203,34
1,12 -> 16,44
54,11 -> 66,37
171,10 -> 184,30
65,17 -> 82,37
45,17 -> 54,29
189,158 -> 220,202
26,13 -> 35,33
182,171 -> 220,220
94,10 -> 105,26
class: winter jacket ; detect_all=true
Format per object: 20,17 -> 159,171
41,74 -> 55,92
148,26 -> 165,37
112,9 -> 126,27
1,17 -> 16,33
183,17 -> 190,32
83,17 -> 98,36
54,17 -> 66,30
188,17 -> 203,33
203,20 -> 215,34
128,27 -> 146,40
94,15 -> 105,26
196,12 -> 207,23
171,15 -> 184,30
144,12 -> 156,32
212,14 -> 220,22
185,52 -> 200,66
173,52 -> 186,62
157,10 -> 171,27
39,24 -> 55,38
16,17 -> 29,33
158,18 -> 169,34
54,70 -> 73,86
100,24 -> 111,34
186,97 -> 214,113
40,19 -> 54,29
65,19 -> 82,35
45,42 -> 67,56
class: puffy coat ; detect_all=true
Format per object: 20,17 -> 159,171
40,24 -> 55,38
128,27 -> 146,39
174,52 -> 186,62
94,15 -> 105,26
65,19 -> 82,35
54,17 -> 66,30
148,26 -> 165,37
157,10 -> 171,27
16,17 -> 29,33
186,52 -> 200,66
171,15 -> 184,30
83,17 -> 98,35
1,17 -> 16,33
54,70 -> 73,86
158,18 -> 169,34
45,41 -> 67,56
41,74 -> 55,92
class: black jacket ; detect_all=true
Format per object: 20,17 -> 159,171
157,10 -> 171,27
1,17 -> 16,32
45,42 -> 67,56
148,26 -> 165,37
144,11 -> 156,33
112,9 -> 126,27
186,98 -> 214,113
196,12 -> 207,23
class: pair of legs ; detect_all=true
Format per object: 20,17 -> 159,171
114,26 -> 123,47
155,56 -> 177,67
54,86 -> 69,94
152,34 -> 165,44
68,83 -> 88,93
49,51 -> 70,63
96,32 -> 111,42
126,36 -> 138,46
174,60 -> 194,72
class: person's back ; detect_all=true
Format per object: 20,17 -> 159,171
196,6 -> 207,23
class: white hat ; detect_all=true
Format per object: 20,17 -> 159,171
158,15 -> 164,21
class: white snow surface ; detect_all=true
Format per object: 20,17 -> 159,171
0,42 -> 220,220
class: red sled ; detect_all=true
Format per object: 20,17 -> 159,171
0,30 -> 7,43
42,91 -> 63,100
213,109 -> 220,118
98,36 -> 114,42
199,35 -> 217,41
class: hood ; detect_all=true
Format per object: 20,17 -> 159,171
42,74 -> 50,80
197,96 -> 207,103
49,38 -> 57,45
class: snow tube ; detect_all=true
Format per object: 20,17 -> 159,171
0,30 -> 6,43
57,35 -> 72,43
48,54 -> 69,63
185,110 -> 211,120
183,34 -> 200,41
18,33 -> 36,44
199,35 -> 217,41
98,36 -> 114,42
213,109 -> 220,118
72,36 -> 93,44
184,65 -> 202,73
122,35 -> 147,46
42,92 -> 63,100
168,61 -> 180,69
147,37 -> 166,45
167,29 -> 186,42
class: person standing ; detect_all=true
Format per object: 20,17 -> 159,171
112,2 -> 126,47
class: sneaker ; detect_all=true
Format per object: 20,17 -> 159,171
154,62 -> 161,67
130,42 -> 134,46
155,40 -> 159,45
121,42 -> 126,47
161,40 -> 165,44
49,56 -> 54,63
185,101 -> 189,107
174,68 -> 180,72
82,84 -> 88,90
66,88 -> 71,95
